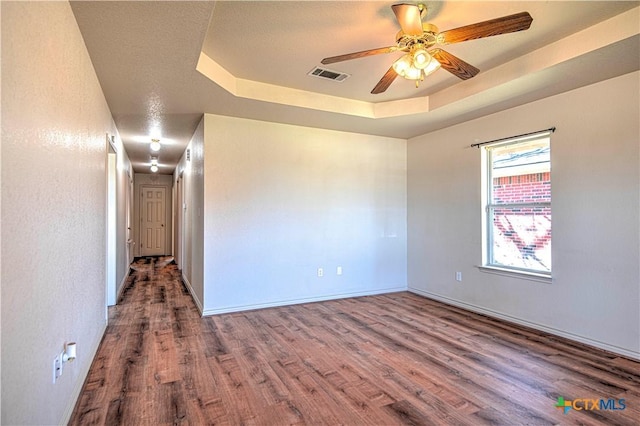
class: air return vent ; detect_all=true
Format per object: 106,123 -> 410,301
308,66 -> 350,82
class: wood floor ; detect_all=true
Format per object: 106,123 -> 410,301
70,257 -> 640,425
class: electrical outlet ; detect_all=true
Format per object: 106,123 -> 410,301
317,268 -> 324,277
455,271 -> 462,282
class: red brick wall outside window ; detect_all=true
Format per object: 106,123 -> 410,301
490,171 -> 551,272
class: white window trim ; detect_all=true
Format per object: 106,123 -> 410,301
477,265 -> 552,284
480,130 -> 553,278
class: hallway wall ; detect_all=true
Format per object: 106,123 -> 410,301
1,2 -> 126,424
174,117 -> 205,311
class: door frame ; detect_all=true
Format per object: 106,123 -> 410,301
138,183 -> 173,257
133,174 -> 173,258
106,136 -> 117,308
125,170 -> 134,264
175,171 -> 185,269
140,185 -> 167,256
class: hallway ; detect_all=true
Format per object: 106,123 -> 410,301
70,257 -> 195,424
69,258 -> 640,425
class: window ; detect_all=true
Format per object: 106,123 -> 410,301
483,132 -> 551,275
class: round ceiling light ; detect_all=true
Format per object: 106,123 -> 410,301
150,139 -> 161,152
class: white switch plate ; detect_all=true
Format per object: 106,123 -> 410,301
317,268 -> 323,277
337,266 -> 342,275
455,272 -> 462,282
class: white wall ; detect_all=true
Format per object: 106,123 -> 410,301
1,2 -> 121,423
202,114 -> 407,314
408,71 -> 640,359
174,117 -> 205,311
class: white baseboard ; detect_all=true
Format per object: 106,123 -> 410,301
61,321 -> 108,425
409,287 -> 640,361
182,272 -> 204,315
114,267 -> 132,304
202,286 -> 407,316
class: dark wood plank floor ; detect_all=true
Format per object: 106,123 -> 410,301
70,257 -> 640,425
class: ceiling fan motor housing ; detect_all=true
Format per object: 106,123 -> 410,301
395,23 -> 439,49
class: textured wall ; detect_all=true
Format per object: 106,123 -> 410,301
1,2 -> 118,423
408,71 -> 640,358
202,114 -> 407,314
174,117 -> 205,310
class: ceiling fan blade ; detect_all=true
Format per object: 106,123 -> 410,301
371,66 -> 398,94
321,46 -> 398,65
392,3 -> 424,36
438,12 -> 533,44
430,48 -> 479,80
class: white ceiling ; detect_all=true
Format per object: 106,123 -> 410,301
70,1 -> 640,174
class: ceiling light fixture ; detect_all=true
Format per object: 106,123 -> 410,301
392,44 -> 441,88
150,138 -> 161,152
150,157 -> 159,173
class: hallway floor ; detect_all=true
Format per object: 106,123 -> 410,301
69,257 -> 640,425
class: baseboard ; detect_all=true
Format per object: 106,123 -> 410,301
202,286 -> 407,316
182,273 -> 204,316
115,267 -> 132,303
409,287 -> 640,361
61,320 -> 108,425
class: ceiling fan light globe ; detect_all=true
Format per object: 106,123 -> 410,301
392,54 -> 413,77
423,58 -> 441,76
412,48 -> 430,69
404,66 -> 422,80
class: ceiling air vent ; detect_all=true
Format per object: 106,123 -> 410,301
308,66 -> 350,82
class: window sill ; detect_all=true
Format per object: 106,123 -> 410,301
477,265 -> 552,284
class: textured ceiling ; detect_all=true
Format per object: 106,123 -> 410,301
70,1 -> 640,173
202,1 -> 636,102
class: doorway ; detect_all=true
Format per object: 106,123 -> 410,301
140,185 -> 167,256
125,171 -> 134,264
175,172 -> 185,269
106,139 -> 117,307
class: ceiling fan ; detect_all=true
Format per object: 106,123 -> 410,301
321,3 -> 533,94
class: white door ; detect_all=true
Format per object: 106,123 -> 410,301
140,185 -> 166,256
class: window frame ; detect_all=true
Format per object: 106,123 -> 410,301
481,131 -> 552,278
